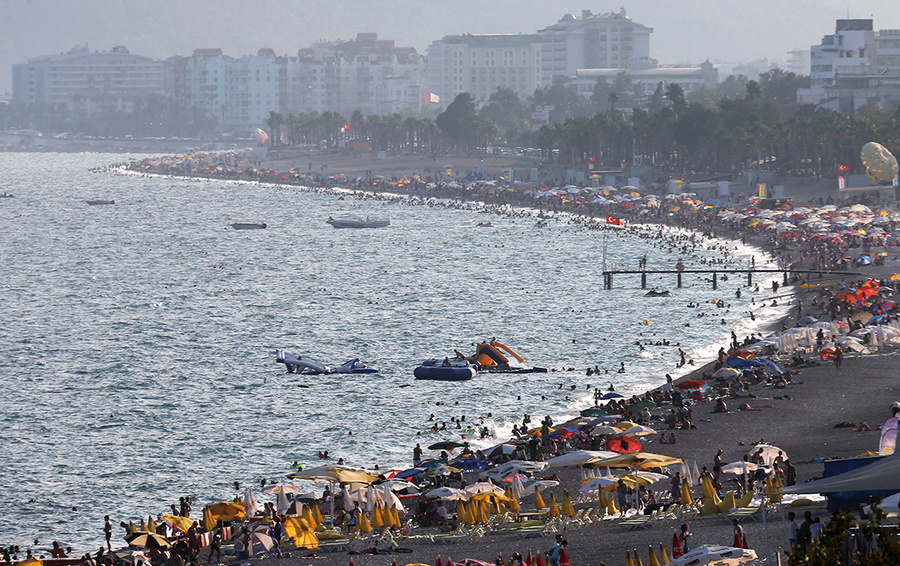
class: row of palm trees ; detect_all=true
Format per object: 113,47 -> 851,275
264,89 -> 900,177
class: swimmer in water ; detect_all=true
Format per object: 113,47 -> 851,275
618,362 -> 626,373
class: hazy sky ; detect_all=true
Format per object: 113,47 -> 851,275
3,0 -> 900,94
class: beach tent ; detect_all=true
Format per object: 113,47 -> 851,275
782,452 -> 900,494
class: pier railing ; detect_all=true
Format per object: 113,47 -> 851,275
601,269 -> 862,290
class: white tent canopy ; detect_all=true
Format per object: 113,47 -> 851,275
783,453 -> 900,494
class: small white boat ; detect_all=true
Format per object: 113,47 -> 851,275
231,222 -> 267,230
86,199 -> 115,205
326,216 -> 390,229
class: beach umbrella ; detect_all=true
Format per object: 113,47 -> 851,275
675,380 -> 707,391
356,509 -> 373,533
371,504 -> 385,529
547,450 -> 617,468
282,515 -> 318,549
124,532 -> 172,550
747,444 -> 786,465
600,392 -> 624,400
648,546 -> 661,566
427,487 -> 469,501
288,466 -> 379,485
633,549 -> 644,566
547,494 -> 560,518
477,500 -> 489,524
754,358 -> 784,374
561,490 -> 576,517
616,420 -> 639,429
511,473 -> 525,499
721,461 -> 758,475
592,424 -> 622,436
627,400 -> 657,413
428,440 -> 469,451
625,550 -> 635,566
622,471 -> 668,485
659,543 -> 670,565
681,478 -> 693,504
712,368 -> 741,378
605,436 -> 642,454
797,316 -> 818,326
580,476 -> 619,492
428,464 -> 461,476
484,444 -> 517,458
592,451 -> 682,469
621,425 -> 657,437
147,516 -> 156,533
466,482 -> 505,495
534,486 -> 546,510
522,479 -> 560,495
161,514 -> 193,533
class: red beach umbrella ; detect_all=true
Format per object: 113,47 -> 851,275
676,379 -> 707,391
605,435 -> 642,454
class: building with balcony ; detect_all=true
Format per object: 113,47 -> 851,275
12,45 -> 166,114
426,34 -> 541,106
536,8 -> 652,86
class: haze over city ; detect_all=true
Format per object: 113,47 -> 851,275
3,0 -> 900,94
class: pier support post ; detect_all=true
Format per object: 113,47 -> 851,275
748,271 -> 753,286
677,272 -> 682,288
783,271 -> 788,285
712,272 -> 718,290
641,273 -> 647,289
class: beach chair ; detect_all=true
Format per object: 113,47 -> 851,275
727,504 -> 769,523
618,513 -> 656,531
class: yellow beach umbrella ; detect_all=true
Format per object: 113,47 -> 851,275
624,550 -> 635,566
371,505 -> 385,529
390,505 -> 402,528
18,558 -> 42,566
477,500 -> 489,524
681,478 -> 693,504
534,487 -> 546,510
312,503 -> 324,525
127,521 -> 137,534
504,487 -> 520,512
147,516 -> 157,533
139,519 -> 148,532
302,505 -> 317,528
561,490 -> 576,517
647,545 -> 661,566
202,507 -> 215,531
356,509 -> 373,533
659,543 -> 669,565
547,494 -> 561,518
164,513 -> 194,533
283,515 -> 318,549
633,549 -> 644,566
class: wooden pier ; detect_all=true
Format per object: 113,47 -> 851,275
601,269 -> 861,290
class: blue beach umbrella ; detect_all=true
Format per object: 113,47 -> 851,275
754,358 -> 784,375
601,392 -> 624,400
857,255 -> 872,266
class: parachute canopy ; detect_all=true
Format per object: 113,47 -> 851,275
860,142 -> 898,185
253,128 -> 270,146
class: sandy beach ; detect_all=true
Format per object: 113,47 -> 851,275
17,150 -> 900,566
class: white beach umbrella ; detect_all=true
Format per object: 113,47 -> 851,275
621,425 -> 657,437
547,450 -> 617,468
341,485 -> 353,511
521,479 -> 559,495
426,487 -> 469,501
243,489 -> 259,517
665,544 -> 757,565
721,461 -> 758,474
747,444 -> 786,465
465,481 -> 505,495
511,472 -> 526,499
579,476 -> 620,492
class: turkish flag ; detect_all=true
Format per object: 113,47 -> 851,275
838,165 -> 849,172
606,214 -> 624,227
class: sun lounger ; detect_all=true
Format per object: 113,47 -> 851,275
618,514 -> 656,531
727,505 -> 770,522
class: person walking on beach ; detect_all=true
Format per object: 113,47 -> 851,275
678,523 -> 692,553
833,345 -> 843,371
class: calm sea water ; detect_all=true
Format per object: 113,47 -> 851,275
0,153 -> 788,552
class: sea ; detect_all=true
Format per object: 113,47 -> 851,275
0,152 -> 790,553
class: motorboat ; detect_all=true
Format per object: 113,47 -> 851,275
0,192 -> 13,198
414,359 -> 476,381
86,199 -> 115,205
644,289 -> 671,297
326,216 -> 390,229
275,350 -> 378,374
231,222 -> 267,230
469,340 -> 548,373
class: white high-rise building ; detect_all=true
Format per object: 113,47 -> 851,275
799,19 -> 900,111
174,48 -> 288,135
426,34 -> 541,106
288,33 -> 424,115
12,45 -> 166,112
537,8 -> 652,86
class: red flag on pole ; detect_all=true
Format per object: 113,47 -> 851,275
838,164 -> 849,172
606,214 -> 624,227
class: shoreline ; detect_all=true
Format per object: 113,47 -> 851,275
11,151 -> 900,565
